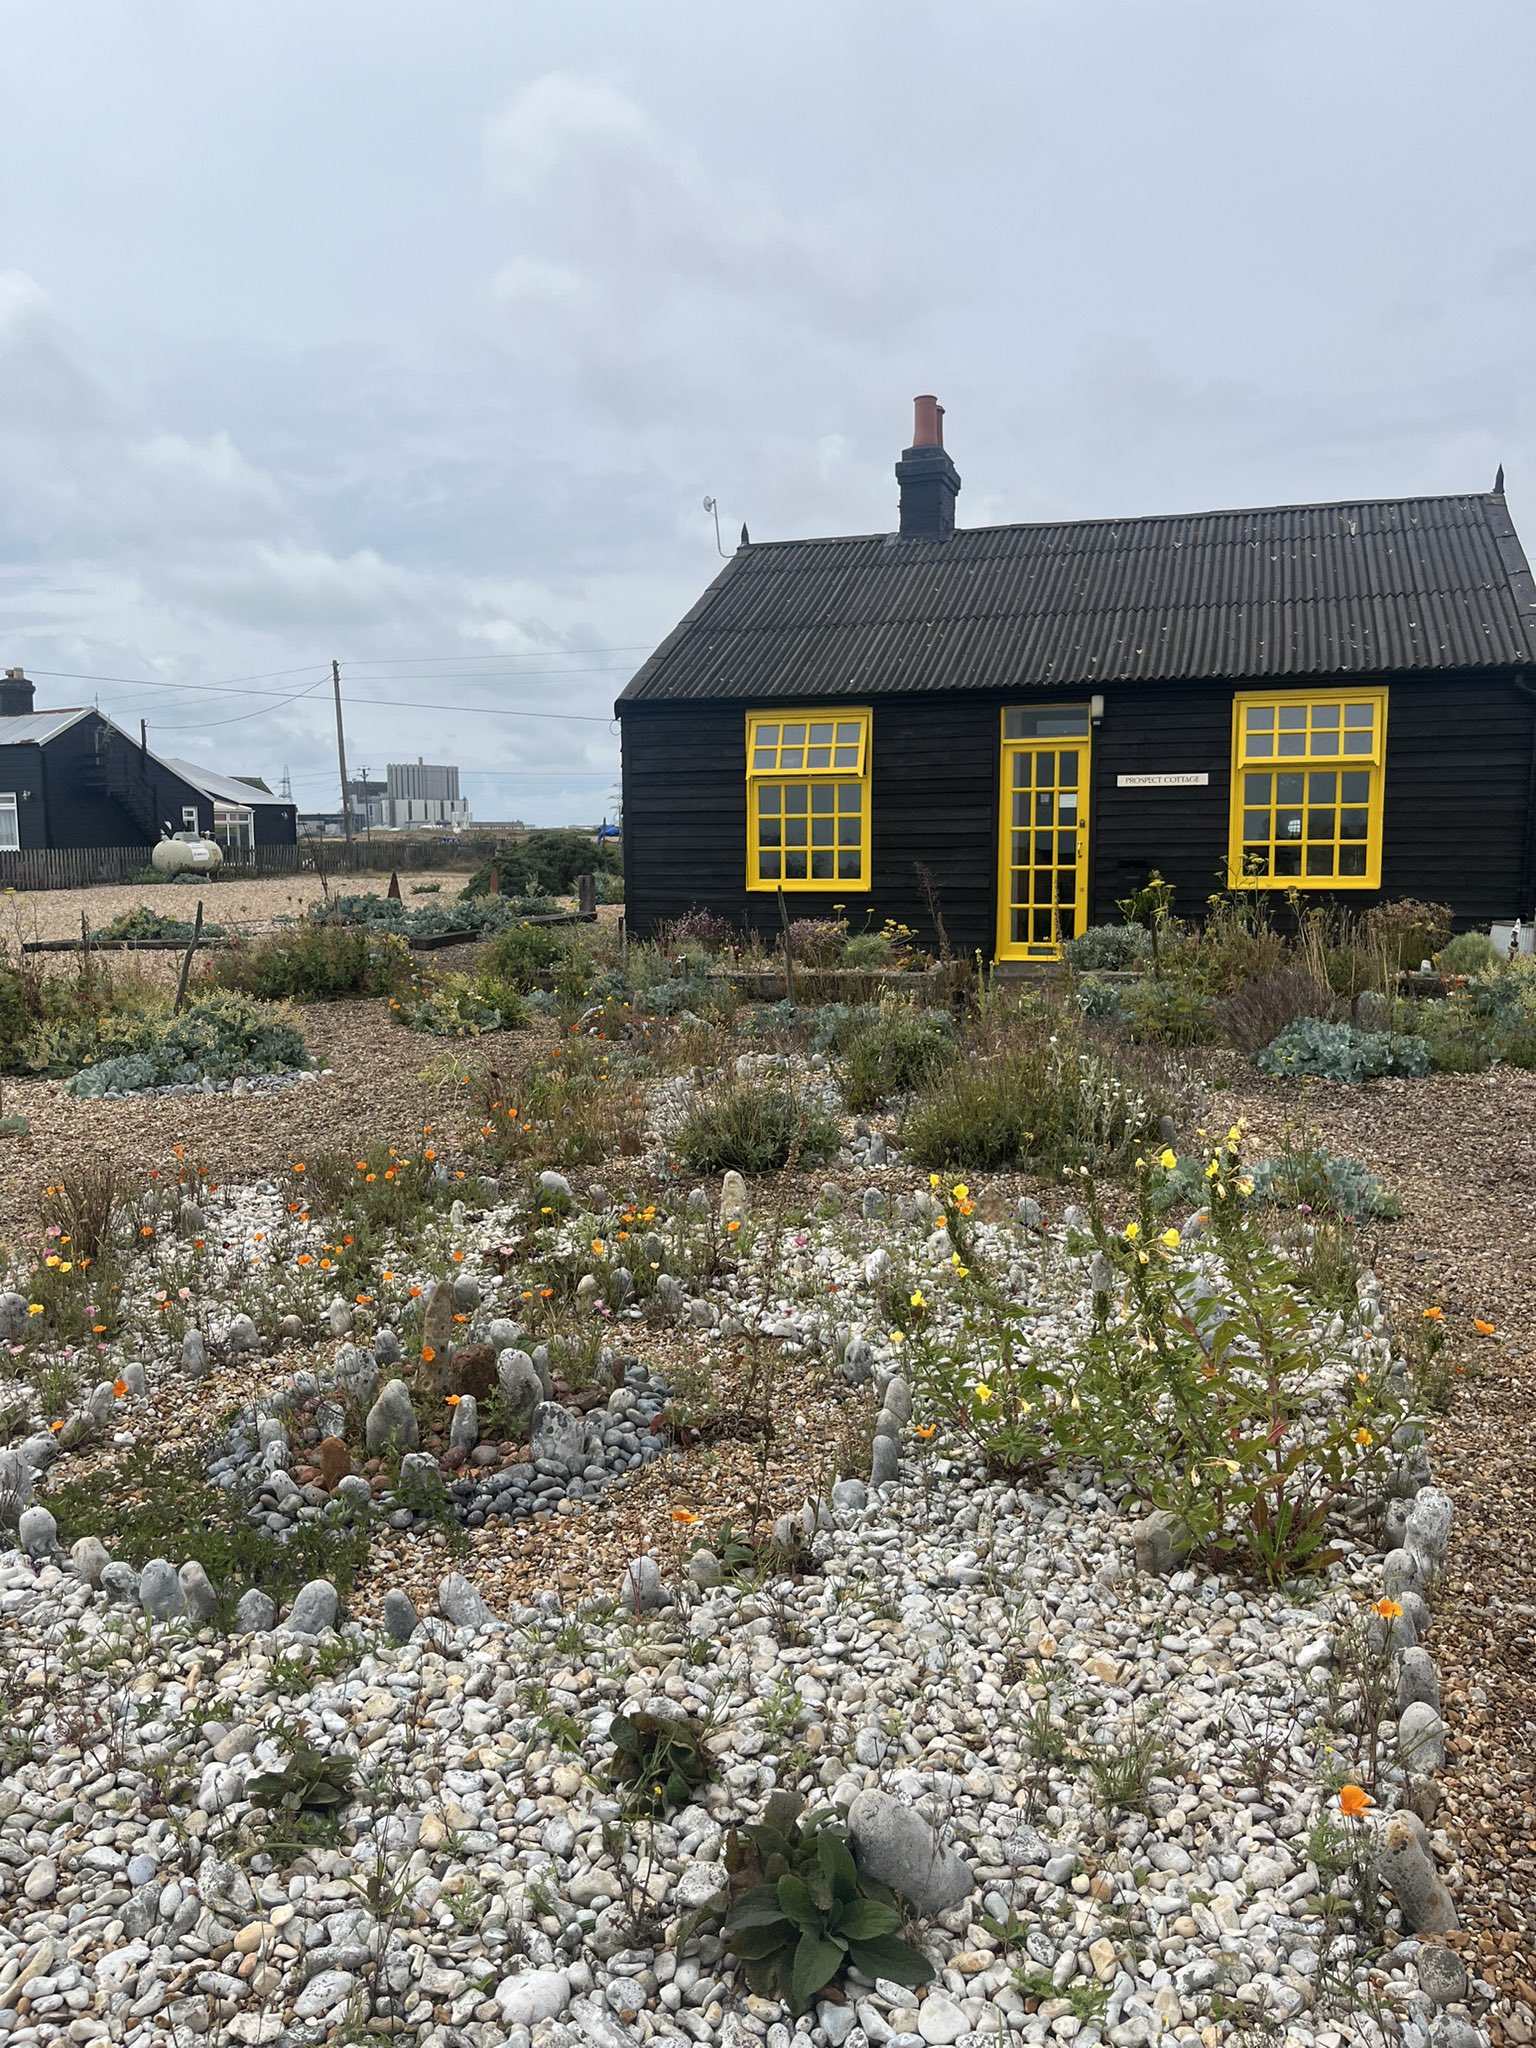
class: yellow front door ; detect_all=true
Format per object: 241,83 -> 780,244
997,719 -> 1091,960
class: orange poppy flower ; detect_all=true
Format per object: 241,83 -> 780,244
671,1508 -> 699,1524
1338,1784 -> 1373,1819
1475,1318 -> 1496,1336
915,1424 -> 937,1441
1422,1306 -> 1445,1322
1374,1596 -> 1403,1620
421,1345 -> 437,1363
112,1379 -> 128,1397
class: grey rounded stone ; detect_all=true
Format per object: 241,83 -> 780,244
869,1435 -> 899,1487
234,1589 -> 277,1632
100,1562 -> 141,1604
381,1589 -> 418,1643
619,1556 -> 664,1612
365,1379 -> 419,1454
846,1787 -> 975,1915
282,1578 -> 339,1635
17,1504 -> 58,1557
437,1573 -> 493,1628
139,1558 -> 187,1620
179,1560 -> 219,1623
70,1535 -> 111,1585
1416,1945 -> 1467,2008
831,1479 -> 868,1511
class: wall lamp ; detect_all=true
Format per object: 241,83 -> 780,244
1089,694 -> 1105,725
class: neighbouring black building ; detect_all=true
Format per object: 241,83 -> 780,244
0,670 -> 296,855
617,400 -> 1536,957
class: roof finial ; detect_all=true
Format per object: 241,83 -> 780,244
1494,462 -> 1506,494
739,522 -> 750,548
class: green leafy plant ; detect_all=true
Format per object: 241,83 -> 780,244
674,1082 -> 841,1175
1435,930 -> 1502,977
1119,977 -> 1219,1045
90,907 -> 226,943
213,924 -> 410,1002
606,1709 -> 715,1814
247,1739 -> 356,1853
838,1005 -> 957,1110
719,1792 -> 934,2015
1254,1016 -> 1434,1081
389,972 -> 508,1037
1063,923 -> 1152,972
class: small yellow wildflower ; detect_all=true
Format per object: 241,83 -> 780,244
1158,1147 -> 1177,1170
1159,1229 -> 1180,1249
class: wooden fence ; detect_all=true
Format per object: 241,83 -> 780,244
0,837 -> 486,893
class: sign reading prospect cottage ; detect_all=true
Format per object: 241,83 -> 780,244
1116,773 -> 1210,788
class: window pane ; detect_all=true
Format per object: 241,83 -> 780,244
1276,773 -> 1304,803
785,818 -> 807,846
1004,707 -> 1091,738
1244,772 -> 1271,803
1341,771 -> 1371,802
1344,703 -> 1375,727
810,849 -> 834,878
1036,753 -> 1057,786
806,746 -> 832,769
1058,790 -> 1078,819
1305,847 -> 1335,875
754,724 -> 779,748
784,787 -> 807,813
784,850 -> 807,878
1246,707 -> 1275,731
780,747 -> 804,769
782,723 -> 806,745
1243,846 -> 1271,875
1275,846 -> 1303,875
1058,751 -> 1079,787
758,787 -> 781,814
752,748 -> 776,770
759,819 -> 781,847
1308,772 -> 1336,802
835,722 -> 861,744
1057,831 -> 1077,865
1276,810 -> 1302,839
811,817 -> 834,846
1243,809 -> 1270,840
1339,846 -> 1367,876
1310,704 -> 1340,729
1277,705 -> 1307,729
1013,794 -> 1030,827
1340,808 -> 1369,839
1034,792 -> 1053,826
1012,832 -> 1031,867
808,722 -> 834,743
759,851 -> 781,879
837,850 -> 861,878
1306,808 -> 1335,840
1034,833 -> 1054,865
833,746 -> 859,767
1246,733 -> 1274,757
1013,755 -> 1032,788
837,784 -> 860,811
838,817 -> 861,845
809,785 -> 834,812
1343,733 -> 1372,754
1277,732 -> 1306,756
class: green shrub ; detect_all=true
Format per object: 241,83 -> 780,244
842,932 -> 895,968
1254,1017 -> 1434,1082
479,921 -> 569,991
1063,924 -> 1151,972
48,988 -> 309,1092
720,1792 -> 934,2014
461,828 -> 621,898
389,973 -> 509,1037
89,906 -> 225,943
839,1008 -> 958,1111
1073,976 -> 1126,1024
1119,977 -> 1219,1045
1362,898 -> 1454,970
214,924 -> 411,1001
902,1017 -> 1164,1175
1248,1146 -> 1401,1221
1436,931 -> 1503,977
674,1082 -> 842,1175
1413,995 -> 1495,1074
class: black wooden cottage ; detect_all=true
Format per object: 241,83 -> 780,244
617,400 -> 1536,958
0,670 -> 296,856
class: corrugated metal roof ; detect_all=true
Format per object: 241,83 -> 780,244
619,492 -> 1536,705
159,756 -> 292,807
0,708 -> 92,744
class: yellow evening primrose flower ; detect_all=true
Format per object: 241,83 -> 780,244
1206,1159 -> 1221,1179
951,1183 -> 969,1203
1158,1148 -> 1177,1170
909,1290 -> 927,1310
1124,1221 -> 1140,1240
929,1173 -> 942,1190
889,1329 -> 906,1346
1159,1229 -> 1181,1249
973,1384 -> 994,1405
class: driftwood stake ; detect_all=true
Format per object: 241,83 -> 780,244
173,900 -> 205,1014
776,885 -> 796,1005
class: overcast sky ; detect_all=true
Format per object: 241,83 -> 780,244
3,1 -> 1534,824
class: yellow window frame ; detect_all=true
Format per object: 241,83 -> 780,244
745,706 -> 871,892
1228,687 -> 1388,889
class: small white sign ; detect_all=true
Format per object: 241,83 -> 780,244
1116,772 -> 1210,789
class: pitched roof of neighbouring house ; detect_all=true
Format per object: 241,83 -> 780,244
159,756 -> 294,808
0,708 -> 94,744
618,491 -> 1536,705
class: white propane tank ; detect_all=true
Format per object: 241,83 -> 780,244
151,831 -> 224,876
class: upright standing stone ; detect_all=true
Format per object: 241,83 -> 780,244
365,1380 -> 419,1454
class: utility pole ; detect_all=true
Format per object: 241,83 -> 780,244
332,659 -> 353,843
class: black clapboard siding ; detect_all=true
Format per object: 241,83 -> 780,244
620,674 -> 1536,945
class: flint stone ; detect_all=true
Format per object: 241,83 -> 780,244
1398,1646 -> 1441,1713
1017,1197 -> 1043,1230
382,1589 -> 418,1643
139,1558 -> 186,1619
181,1329 -> 208,1375
335,1474 -> 372,1510
486,1317 -> 520,1353
326,1297 -> 354,1337
860,1190 -> 887,1220
882,1375 -> 913,1424
1416,1945 -> 1467,2009
532,1401 -> 586,1464
179,1560 -> 219,1623
449,1394 -> 479,1450
1133,1510 -> 1196,1575
846,1788 -> 975,1916
282,1578 -> 339,1635
235,1589 -> 276,1632
719,1170 -> 748,1224
841,1336 -> 874,1384
0,1449 -> 34,1524
494,1969 -> 571,2027
0,1292 -> 27,1341
452,1271 -> 480,1309
100,1562 -> 141,1604
225,1314 -> 259,1355
1405,1487 -> 1452,1572
497,1351 -> 544,1432
1429,2022 -> 1483,2048
874,1408 -> 901,1442
536,1170 -> 573,1201
832,1479 -> 868,1511
869,1435 -> 899,1487
18,1504 -> 59,1557
1399,1700 -> 1447,1772
278,1313 -> 305,1344
372,1325 -> 402,1367
438,1573 -> 493,1628
365,1379 -> 418,1454
1383,1546 -> 1423,1596
620,1556 -> 664,1612
71,1535 -> 111,1584
121,1362 -> 147,1397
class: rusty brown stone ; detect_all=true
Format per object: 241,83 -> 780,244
317,1436 -> 352,1491
448,1341 -> 496,1402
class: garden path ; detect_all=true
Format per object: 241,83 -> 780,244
1225,1064 -> 1536,2042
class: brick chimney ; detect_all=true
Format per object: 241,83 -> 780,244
895,395 -> 961,538
0,668 -> 35,717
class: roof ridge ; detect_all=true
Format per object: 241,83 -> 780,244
734,491 -> 1505,553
